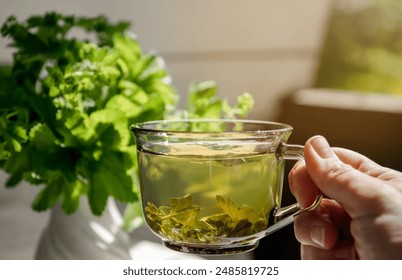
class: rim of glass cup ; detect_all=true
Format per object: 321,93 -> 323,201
131,119 -> 293,135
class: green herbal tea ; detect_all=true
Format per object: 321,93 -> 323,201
138,142 -> 284,245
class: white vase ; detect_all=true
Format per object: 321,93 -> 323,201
35,198 -> 131,260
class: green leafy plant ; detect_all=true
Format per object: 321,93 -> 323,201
145,194 -> 267,243
0,13 -> 253,225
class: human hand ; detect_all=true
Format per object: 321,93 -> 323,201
289,136 -> 402,259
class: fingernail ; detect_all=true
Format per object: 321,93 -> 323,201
310,226 -> 326,248
310,136 -> 335,159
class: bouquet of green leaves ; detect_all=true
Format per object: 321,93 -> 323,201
0,12 -> 253,230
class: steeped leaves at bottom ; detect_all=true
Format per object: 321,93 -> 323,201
144,194 -> 268,243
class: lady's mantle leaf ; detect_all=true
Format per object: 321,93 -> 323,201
92,151 -> 138,205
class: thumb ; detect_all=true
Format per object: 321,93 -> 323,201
304,136 -> 387,218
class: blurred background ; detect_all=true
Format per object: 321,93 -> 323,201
1,0 -> 402,260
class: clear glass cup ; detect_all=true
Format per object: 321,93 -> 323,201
131,119 -> 321,255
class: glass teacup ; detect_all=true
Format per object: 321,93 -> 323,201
131,119 -> 321,255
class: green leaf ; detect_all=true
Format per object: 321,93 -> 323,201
28,145 -> 75,181
134,53 -> 157,78
3,147 -> 31,187
29,123 -> 57,150
88,174 -> 109,216
89,109 -> 130,149
113,33 -> 141,65
129,93 -> 166,123
185,81 -> 254,119
216,195 -> 263,224
25,92 -> 62,140
105,95 -> 143,122
92,151 -> 138,203
0,121 -> 27,153
0,142 -> 10,161
216,195 -> 239,219
61,179 -> 87,214
186,81 -> 221,118
236,92 -> 254,116
57,111 -> 89,148
32,175 -> 64,211
189,80 -> 218,101
169,193 -> 194,212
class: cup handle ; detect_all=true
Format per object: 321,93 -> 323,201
266,142 -> 323,235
